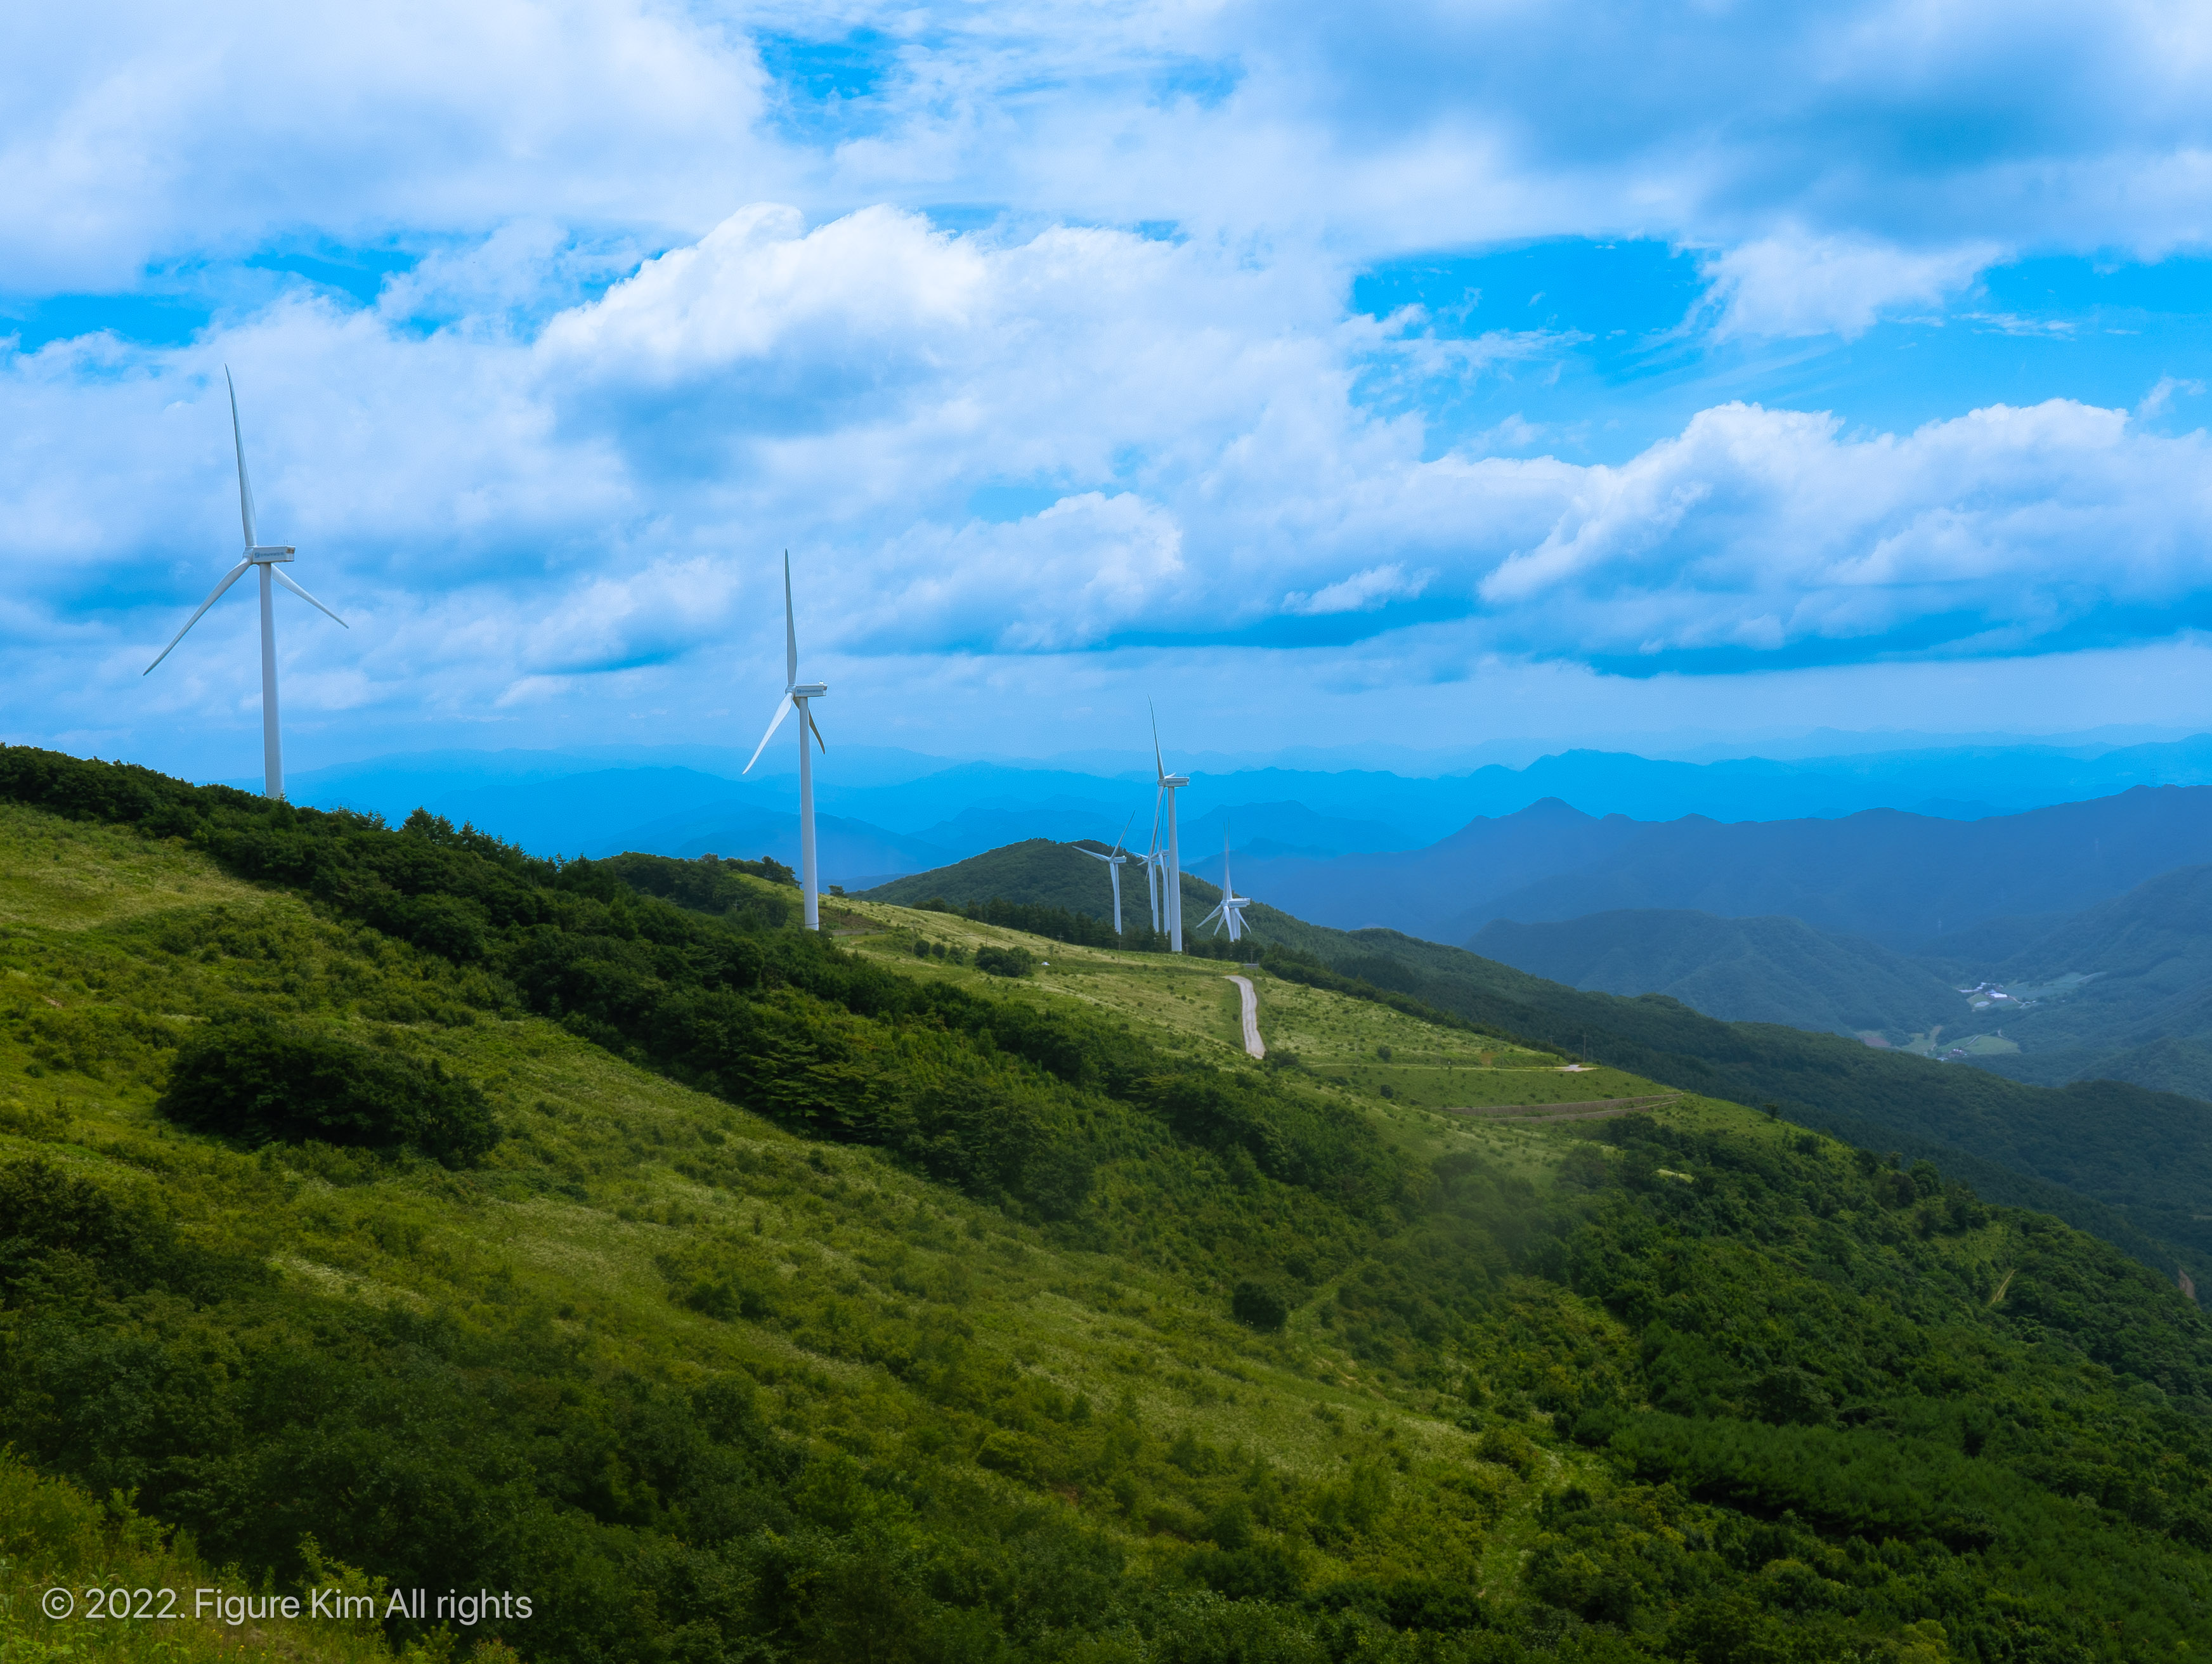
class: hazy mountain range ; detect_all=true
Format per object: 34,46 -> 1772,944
246,729 -> 2212,887
1466,911 -> 1967,1039
1210,786 -> 2212,949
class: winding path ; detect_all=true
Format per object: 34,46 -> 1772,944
1225,975 -> 1265,1059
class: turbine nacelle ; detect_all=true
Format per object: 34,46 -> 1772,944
247,546 -> 296,563
791,681 -> 828,698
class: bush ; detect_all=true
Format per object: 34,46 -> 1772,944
1232,1278 -> 1289,1332
158,1020 -> 496,1167
974,945 -> 1036,978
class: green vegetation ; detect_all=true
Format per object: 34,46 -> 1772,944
1467,909 -> 1970,1043
1958,863 -> 2212,1100
160,1017 -> 497,1164
871,837 -> 2212,1280
2,750 -> 2211,1661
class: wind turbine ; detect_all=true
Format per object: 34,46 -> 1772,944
1079,814 -> 1135,935
743,552 -> 829,929
1141,792 -> 1163,935
1198,827 -> 1252,944
1151,703 -> 1188,952
144,368 -> 348,799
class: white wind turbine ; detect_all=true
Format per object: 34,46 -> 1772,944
144,369 -> 348,799
1140,790 -> 1164,935
1079,814 -> 1135,935
1198,827 -> 1253,944
1151,704 -> 1188,952
743,553 -> 830,928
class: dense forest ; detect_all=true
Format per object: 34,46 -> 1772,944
2,746 -> 2210,1661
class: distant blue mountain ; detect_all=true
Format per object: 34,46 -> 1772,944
247,732 -> 2212,892
1231,786 -> 2212,949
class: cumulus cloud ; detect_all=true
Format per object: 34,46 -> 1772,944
1476,398 -> 2212,663
16,202 -> 2206,727
8,0 -> 2212,767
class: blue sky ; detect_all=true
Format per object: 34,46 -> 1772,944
5,0 -> 2212,780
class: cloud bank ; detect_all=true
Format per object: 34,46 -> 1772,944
2,0 -> 2210,770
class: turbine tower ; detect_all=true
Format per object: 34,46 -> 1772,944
144,368 -> 348,799
1198,828 -> 1252,944
1079,814 -> 1135,935
1142,794 -> 1164,935
743,552 -> 829,929
1151,704 -> 1188,952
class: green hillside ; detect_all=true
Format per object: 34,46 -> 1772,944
873,839 -> 2212,1277
4,748 -> 2212,1661
1948,864 -> 2212,1100
1467,909 -> 1970,1042
866,837 -> 1126,918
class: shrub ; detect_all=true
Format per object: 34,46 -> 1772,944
158,1020 -> 496,1167
1232,1278 -> 1289,1332
974,946 -> 1036,978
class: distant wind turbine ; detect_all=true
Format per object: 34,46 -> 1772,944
144,368 -> 348,799
742,552 -> 829,929
1079,814 -> 1135,935
1198,826 -> 1252,944
1151,703 -> 1188,952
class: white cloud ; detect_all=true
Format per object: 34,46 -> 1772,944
1700,232 -> 1998,340
0,0 -> 779,288
1475,398 -> 2212,661
8,0 -> 2212,768
1284,563 -> 1427,616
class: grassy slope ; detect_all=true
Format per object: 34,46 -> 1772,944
864,838 -> 2212,1279
866,840 -> 1128,921
1251,911 -> 2212,1271
0,804 -> 1656,1656
6,794 -> 2212,1660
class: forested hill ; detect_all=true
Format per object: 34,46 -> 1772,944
4,744 -> 2212,1662
872,836 -> 2212,1278
1467,909 -> 1968,1041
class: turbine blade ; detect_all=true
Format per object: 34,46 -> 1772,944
143,560 -> 251,675
226,367 -> 257,549
271,567 -> 347,627
783,551 -> 798,689
1114,810 -> 1135,857
806,704 -> 826,753
743,692 -> 795,773
1150,698 -> 1165,782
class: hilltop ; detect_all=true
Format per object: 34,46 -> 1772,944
3,746 -> 2211,1661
